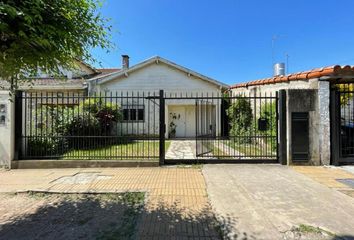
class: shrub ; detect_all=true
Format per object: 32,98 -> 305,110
79,98 -> 121,133
259,101 -> 277,152
227,97 -> 253,143
27,137 -> 65,157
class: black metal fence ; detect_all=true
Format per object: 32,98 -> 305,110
194,92 -> 279,162
17,91 -> 161,160
338,83 -> 354,158
16,90 -> 281,164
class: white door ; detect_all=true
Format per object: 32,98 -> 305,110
169,106 -> 186,138
185,105 -> 196,137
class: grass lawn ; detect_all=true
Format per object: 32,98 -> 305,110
225,141 -> 272,156
209,140 -> 276,158
62,140 -> 171,160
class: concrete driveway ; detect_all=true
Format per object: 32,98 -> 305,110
203,164 -> 354,240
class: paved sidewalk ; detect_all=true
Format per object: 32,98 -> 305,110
203,164 -> 354,240
0,167 -> 220,239
293,166 -> 354,198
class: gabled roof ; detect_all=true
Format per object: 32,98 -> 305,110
231,65 -> 354,89
90,56 -> 229,89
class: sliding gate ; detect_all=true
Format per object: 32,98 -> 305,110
164,92 -> 280,164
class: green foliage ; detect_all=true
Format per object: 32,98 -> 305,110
79,98 -> 122,133
259,101 -> 276,136
227,97 -> 253,143
259,101 -> 277,152
0,0 -> 113,87
337,83 -> 354,106
27,137 -> 65,156
29,98 -> 121,155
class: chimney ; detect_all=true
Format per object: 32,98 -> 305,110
273,62 -> 285,76
122,55 -> 129,69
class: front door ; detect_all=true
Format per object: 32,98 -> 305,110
169,106 -> 186,138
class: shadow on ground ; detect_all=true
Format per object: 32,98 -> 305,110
0,192 -> 247,240
1,192 -> 353,240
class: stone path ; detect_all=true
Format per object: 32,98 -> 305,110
165,140 -> 197,159
0,168 -> 220,239
203,164 -> 354,240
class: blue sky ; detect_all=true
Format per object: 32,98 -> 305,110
91,0 -> 354,85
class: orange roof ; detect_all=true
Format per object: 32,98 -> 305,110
230,65 -> 354,89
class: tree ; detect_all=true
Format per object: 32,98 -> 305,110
0,0 -> 113,90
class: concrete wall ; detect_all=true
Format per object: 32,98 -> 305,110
231,79 -> 331,165
287,89 -> 320,165
318,81 -> 331,165
0,91 -> 14,167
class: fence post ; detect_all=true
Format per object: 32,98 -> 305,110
159,90 -> 165,165
279,90 -> 287,165
330,88 -> 340,165
14,91 -> 23,160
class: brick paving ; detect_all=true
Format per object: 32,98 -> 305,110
292,166 -> 354,198
0,167 -> 220,239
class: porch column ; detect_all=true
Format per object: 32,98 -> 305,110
215,103 -> 220,136
318,80 -> 331,165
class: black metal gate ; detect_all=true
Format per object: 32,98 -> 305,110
196,99 -> 216,156
331,83 -> 354,165
193,93 -> 279,163
162,92 -> 280,164
15,90 -> 282,164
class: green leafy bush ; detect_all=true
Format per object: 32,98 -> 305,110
259,101 -> 277,152
227,97 -> 253,143
79,98 -> 122,133
28,98 -> 122,155
27,137 -> 65,157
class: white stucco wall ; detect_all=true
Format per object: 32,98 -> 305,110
0,91 -> 14,167
97,62 -> 221,95
91,62 -> 223,138
231,79 -> 319,96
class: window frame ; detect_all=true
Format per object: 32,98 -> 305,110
122,105 -> 145,122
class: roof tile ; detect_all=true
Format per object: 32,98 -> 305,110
230,65 -> 354,89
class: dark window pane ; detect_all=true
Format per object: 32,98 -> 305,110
130,109 -> 137,121
123,109 -> 129,120
138,109 -> 144,121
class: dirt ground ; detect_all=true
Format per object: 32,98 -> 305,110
0,192 -> 144,240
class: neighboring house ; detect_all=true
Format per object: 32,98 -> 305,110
0,60 -> 120,95
87,55 -> 229,138
230,65 -> 354,166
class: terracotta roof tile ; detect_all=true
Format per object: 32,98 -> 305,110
230,65 -> 354,89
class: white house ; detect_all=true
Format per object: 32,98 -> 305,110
87,55 -> 229,138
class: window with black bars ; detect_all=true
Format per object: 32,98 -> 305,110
122,105 -> 145,122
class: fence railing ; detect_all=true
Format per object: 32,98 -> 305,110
18,91 -> 161,160
194,91 -> 279,161
16,90 -> 281,164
